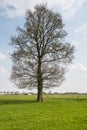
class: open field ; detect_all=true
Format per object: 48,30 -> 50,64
0,94 -> 87,130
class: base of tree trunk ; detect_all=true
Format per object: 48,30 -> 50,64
37,93 -> 43,102
37,96 -> 43,102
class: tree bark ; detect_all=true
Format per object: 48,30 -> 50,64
37,87 -> 43,102
37,58 -> 43,102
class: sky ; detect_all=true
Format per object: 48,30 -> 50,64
0,0 -> 87,93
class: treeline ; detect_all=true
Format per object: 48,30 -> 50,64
0,91 -> 87,95
0,91 -> 32,95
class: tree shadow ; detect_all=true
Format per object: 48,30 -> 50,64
0,99 -> 37,105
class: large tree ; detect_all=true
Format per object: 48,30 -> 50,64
10,4 -> 74,102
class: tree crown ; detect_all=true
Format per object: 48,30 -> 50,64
10,4 -> 74,90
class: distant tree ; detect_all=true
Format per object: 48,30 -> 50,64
10,4 -> 74,102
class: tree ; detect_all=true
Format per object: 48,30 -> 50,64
10,4 -> 74,102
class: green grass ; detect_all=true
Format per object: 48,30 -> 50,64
0,94 -> 87,130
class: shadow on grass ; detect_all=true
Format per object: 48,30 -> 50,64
0,99 -> 37,105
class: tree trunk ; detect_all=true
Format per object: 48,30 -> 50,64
37,87 -> 43,102
37,58 -> 43,102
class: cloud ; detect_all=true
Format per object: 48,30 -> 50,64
47,0 -> 86,19
0,52 -> 6,60
74,23 -> 87,33
0,0 -> 86,19
61,0 -> 86,19
74,22 -> 87,45
70,63 -> 87,72
0,66 -> 8,74
0,52 -> 9,74
77,63 -> 87,72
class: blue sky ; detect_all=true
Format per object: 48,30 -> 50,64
0,0 -> 87,93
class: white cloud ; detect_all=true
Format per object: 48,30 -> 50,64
62,0 -> 85,19
0,0 -> 86,19
70,63 -> 87,72
74,22 -> 87,45
0,52 -> 6,60
75,23 -> 87,33
47,0 -> 86,19
0,66 -> 8,74
77,63 -> 87,72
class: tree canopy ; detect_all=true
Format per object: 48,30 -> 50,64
10,4 -> 74,102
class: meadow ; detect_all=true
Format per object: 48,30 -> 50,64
0,94 -> 87,130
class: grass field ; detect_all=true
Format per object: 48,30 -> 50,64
0,94 -> 87,130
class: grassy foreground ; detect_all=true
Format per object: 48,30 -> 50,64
0,94 -> 87,130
